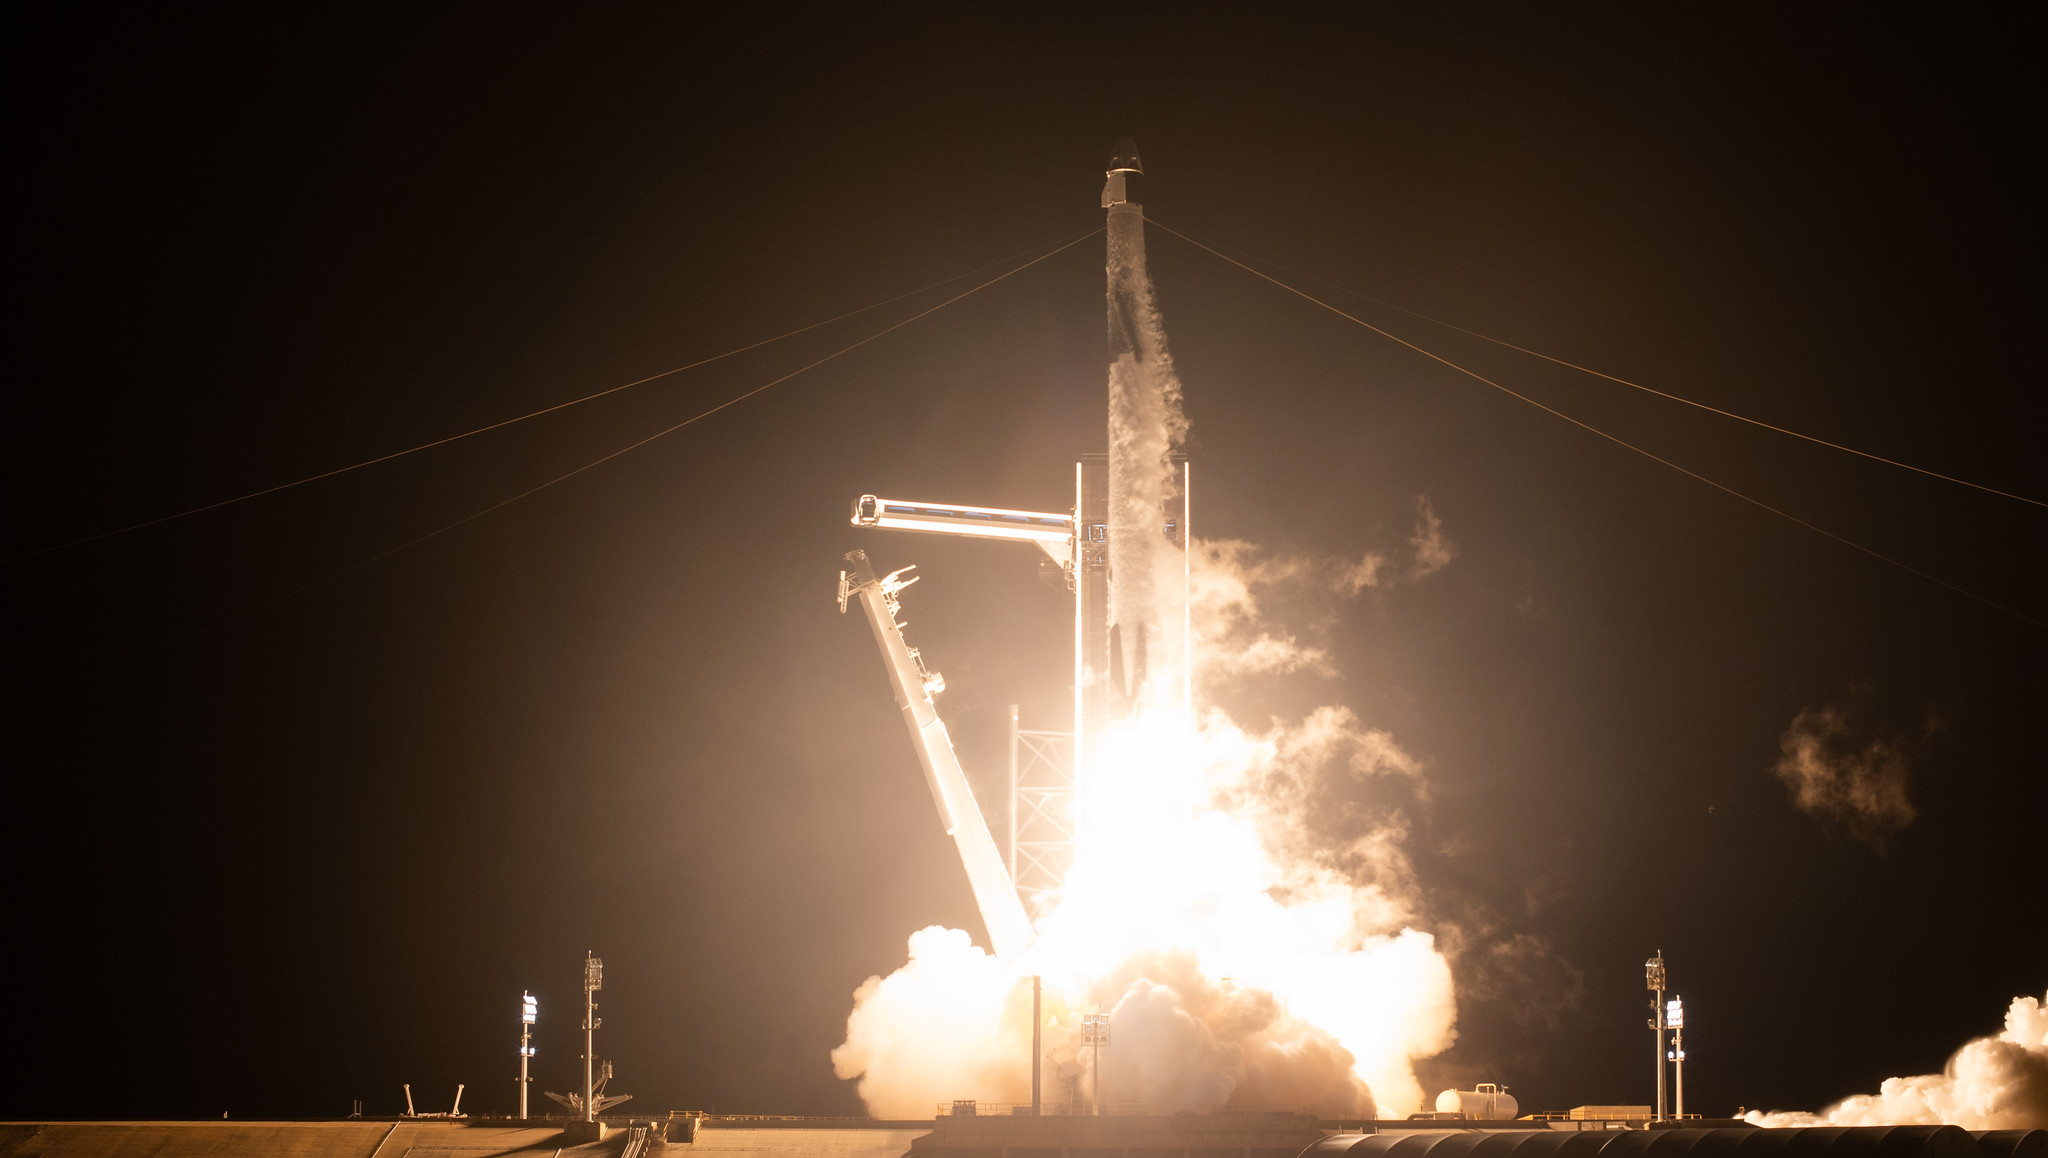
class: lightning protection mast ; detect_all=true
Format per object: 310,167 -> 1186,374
581,953 -> 603,1124
1646,952 -> 1668,1122
518,992 -> 537,1119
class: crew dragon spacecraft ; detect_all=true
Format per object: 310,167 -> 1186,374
838,140 -> 1190,962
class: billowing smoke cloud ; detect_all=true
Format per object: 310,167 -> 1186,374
1097,953 -> 1371,1115
1446,931 -> 1587,1035
832,927 -> 1030,1116
832,702 -> 1460,1117
833,212 -> 1460,1119
1195,499 -> 1459,685
1340,497 -> 1458,594
1771,692 -> 1923,851
1105,201 -> 1189,714
1192,541 -> 1339,681
1406,497 -> 1456,583
1745,993 -> 2048,1129
831,931 -> 1422,1118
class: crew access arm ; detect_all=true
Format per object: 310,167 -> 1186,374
850,495 -> 1073,575
838,549 -> 1036,961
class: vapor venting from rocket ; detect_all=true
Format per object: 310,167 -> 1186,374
832,160 -> 1459,1118
1744,992 -> 2048,1130
1104,194 -> 1188,716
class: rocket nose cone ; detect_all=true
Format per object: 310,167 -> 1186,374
1109,136 -> 1143,174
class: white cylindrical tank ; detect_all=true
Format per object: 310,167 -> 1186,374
1435,1083 -> 1518,1121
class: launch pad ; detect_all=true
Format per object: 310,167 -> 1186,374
7,1116 -> 2038,1158
909,1109 -> 1327,1158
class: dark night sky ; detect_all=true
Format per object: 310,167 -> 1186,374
5,5 -> 2042,1124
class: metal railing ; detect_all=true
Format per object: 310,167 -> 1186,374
936,1101 -> 1321,1118
1522,1112 -> 1705,1122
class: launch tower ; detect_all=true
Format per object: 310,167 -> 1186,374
842,140 -> 1190,956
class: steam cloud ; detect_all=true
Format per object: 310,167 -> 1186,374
1104,200 -> 1189,712
831,692 -> 1461,1117
833,211 -> 1461,1119
1771,694 -> 1922,851
1406,497 -> 1457,583
1340,497 -> 1458,594
1196,498 -> 1459,684
1745,993 -> 2048,1129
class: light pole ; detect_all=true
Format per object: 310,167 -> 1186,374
1646,953 -> 1667,1122
1666,997 -> 1686,1120
1031,976 -> 1042,1116
1082,1013 -> 1110,1115
519,992 -> 538,1119
1009,705 -> 1020,881
582,953 -> 603,1124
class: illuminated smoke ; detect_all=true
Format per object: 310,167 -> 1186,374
1192,540 -> 1337,681
1771,694 -> 1921,852
1195,499 -> 1459,684
1405,497 -> 1456,583
1744,993 -> 2048,1129
1104,203 -> 1188,715
830,697 -> 1459,1116
833,214 -> 1459,1118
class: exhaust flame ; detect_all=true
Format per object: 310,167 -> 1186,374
830,701 -> 1459,1117
831,205 -> 1457,1119
1743,993 -> 2048,1129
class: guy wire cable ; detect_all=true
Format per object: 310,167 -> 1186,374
1152,221 -> 2044,509
17,225 -> 1107,560
1148,217 -> 2043,630
173,226 -> 1106,634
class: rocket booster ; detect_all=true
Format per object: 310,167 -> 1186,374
1101,138 -> 1189,719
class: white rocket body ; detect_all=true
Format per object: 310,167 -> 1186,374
1102,143 -> 1189,722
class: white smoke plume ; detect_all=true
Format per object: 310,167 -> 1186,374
1406,497 -> 1457,584
1105,202 -> 1189,714
830,703 -> 1460,1118
833,211 -> 1459,1119
1341,497 -> 1458,593
1192,540 -> 1338,682
1772,694 -> 1921,851
1744,993 -> 2048,1129
1196,499 -> 1459,685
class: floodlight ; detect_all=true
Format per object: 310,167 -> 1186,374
1081,1013 -> 1111,1045
1666,997 -> 1684,1028
1080,1013 -> 1112,1115
1645,953 -> 1666,990
517,990 -> 539,1120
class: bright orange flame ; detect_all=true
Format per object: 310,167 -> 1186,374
833,696 -> 1457,1118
